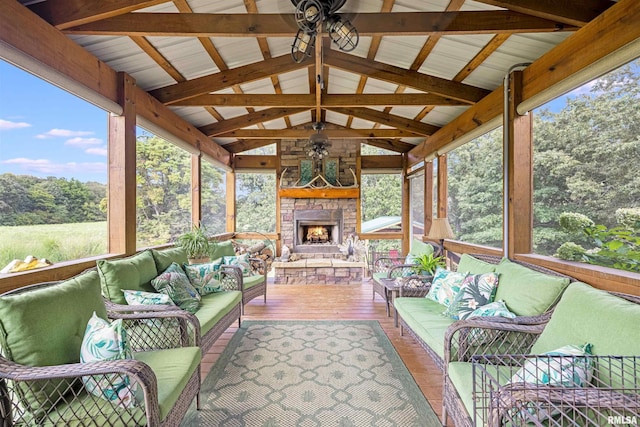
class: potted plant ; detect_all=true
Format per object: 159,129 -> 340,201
177,224 -> 214,264
412,253 -> 445,278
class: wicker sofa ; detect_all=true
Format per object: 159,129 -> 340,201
371,238 -> 439,316
393,254 -> 575,371
444,281 -> 640,427
210,240 -> 267,314
98,246 -> 242,354
0,270 -> 201,426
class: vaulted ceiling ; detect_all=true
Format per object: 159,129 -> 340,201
21,0 -> 616,154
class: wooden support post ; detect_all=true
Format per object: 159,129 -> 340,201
225,170 -> 236,233
107,72 -> 137,255
506,70 -> 533,257
191,153 -> 202,227
401,154 -> 411,255
424,160 -> 434,237
437,154 -> 448,218
275,141 -> 281,256
356,148 -> 362,235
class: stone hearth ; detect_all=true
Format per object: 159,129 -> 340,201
272,259 -> 364,285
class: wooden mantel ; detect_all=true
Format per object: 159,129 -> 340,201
278,188 -> 360,199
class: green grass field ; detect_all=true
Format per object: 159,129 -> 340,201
0,222 -> 108,268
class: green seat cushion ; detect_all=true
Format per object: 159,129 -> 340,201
134,346 -> 201,422
210,241 -> 236,260
243,274 -> 265,290
457,254 -> 497,274
151,247 -> 188,273
532,282 -> 640,357
494,259 -> 570,317
409,238 -> 434,258
195,290 -> 242,335
394,297 -> 455,360
372,272 -> 387,283
0,270 -> 107,415
39,390 -> 147,426
98,250 -> 159,305
447,361 -> 512,425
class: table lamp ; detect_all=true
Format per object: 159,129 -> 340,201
427,217 -> 455,256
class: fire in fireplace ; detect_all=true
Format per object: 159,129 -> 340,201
293,209 -> 343,253
306,226 -> 329,243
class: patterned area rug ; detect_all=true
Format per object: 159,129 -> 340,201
182,320 -> 440,426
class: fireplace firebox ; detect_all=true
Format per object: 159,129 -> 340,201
293,209 -> 343,253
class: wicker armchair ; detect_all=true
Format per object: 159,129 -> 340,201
443,282 -> 640,427
0,275 -> 202,427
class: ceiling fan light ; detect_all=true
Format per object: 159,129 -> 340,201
291,30 -> 316,63
326,15 -> 359,52
295,0 -> 324,32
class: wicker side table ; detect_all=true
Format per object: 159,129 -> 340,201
380,277 -> 431,326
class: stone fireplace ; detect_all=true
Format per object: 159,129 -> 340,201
293,209 -> 343,253
274,136 -> 363,284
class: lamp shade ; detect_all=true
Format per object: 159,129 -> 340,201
428,217 -> 455,241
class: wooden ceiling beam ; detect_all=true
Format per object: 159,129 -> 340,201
219,129 -> 421,139
324,50 -> 490,104
362,139 -> 417,153
328,107 -> 440,137
28,0 -> 166,30
199,108 -> 309,137
472,0 -> 616,27
149,55 -> 310,104
63,11 -> 577,36
223,139 -> 281,154
170,93 -> 468,107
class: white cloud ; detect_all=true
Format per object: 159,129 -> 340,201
36,128 -> 94,139
0,119 -> 31,130
65,137 -> 102,147
85,147 -> 108,156
567,80 -> 597,97
2,157 -> 105,174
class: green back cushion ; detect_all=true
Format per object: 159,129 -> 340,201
532,282 -> 640,356
0,270 -> 107,414
456,254 -> 497,274
97,250 -> 158,304
210,240 -> 235,260
494,258 -> 570,317
409,238 -> 434,258
151,247 -> 188,273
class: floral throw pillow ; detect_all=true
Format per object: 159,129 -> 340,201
444,272 -> 500,320
123,289 -> 175,328
80,313 -> 139,409
508,344 -> 593,421
151,262 -> 201,313
223,253 -> 252,277
425,266 -> 469,307
182,258 -> 224,296
468,300 -> 516,319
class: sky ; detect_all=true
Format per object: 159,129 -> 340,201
0,58 -> 602,185
0,60 -> 109,183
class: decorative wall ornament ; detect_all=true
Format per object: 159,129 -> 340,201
323,158 -> 339,186
338,233 -> 368,262
280,167 -> 358,189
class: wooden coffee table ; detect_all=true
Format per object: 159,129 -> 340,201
379,277 -> 431,326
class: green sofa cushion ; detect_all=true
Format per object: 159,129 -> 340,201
494,259 -> 570,317
532,282 -> 640,356
457,254 -> 497,274
210,240 -> 235,260
394,297 -> 455,360
98,250 -> 158,305
195,290 -> 242,335
134,347 -> 201,422
409,238 -> 434,258
0,270 -> 107,416
151,247 -> 188,273
243,274 -> 265,290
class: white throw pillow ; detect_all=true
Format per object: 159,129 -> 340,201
80,313 -> 139,409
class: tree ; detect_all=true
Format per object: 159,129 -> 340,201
448,128 -> 503,248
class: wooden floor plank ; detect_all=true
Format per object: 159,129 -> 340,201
200,279 -> 448,423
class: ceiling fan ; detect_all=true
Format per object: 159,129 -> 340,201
290,0 -> 359,63
305,122 -> 331,160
